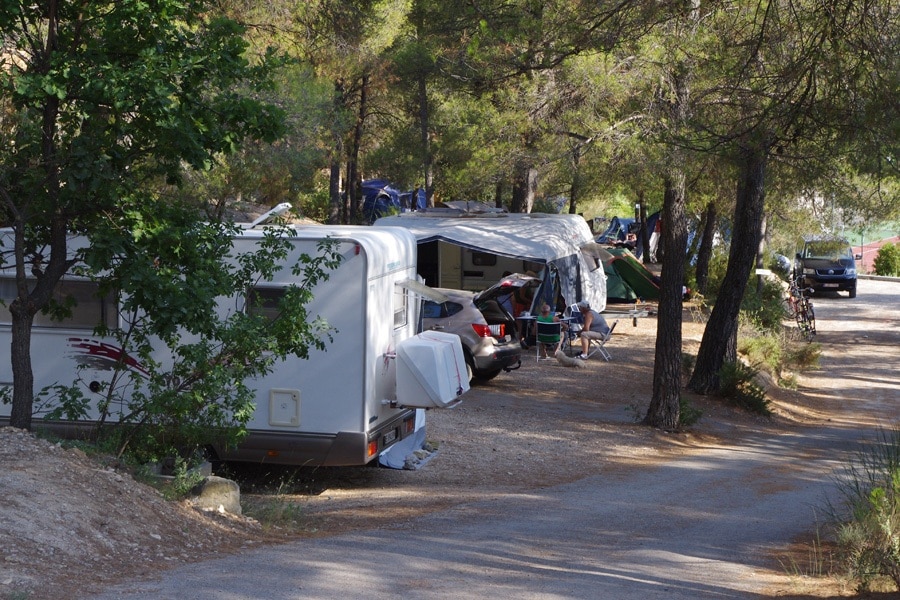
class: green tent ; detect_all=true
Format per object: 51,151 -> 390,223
605,248 -> 660,301
604,262 -> 639,303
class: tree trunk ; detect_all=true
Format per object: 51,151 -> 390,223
327,155 -> 342,225
511,163 -> 537,214
494,180 -> 504,209
9,304 -> 36,430
9,214 -> 72,430
688,144 -> 768,394
644,173 -> 688,429
568,147 -> 581,215
417,72 -> 434,208
755,212 -> 767,295
347,76 -> 367,222
327,81 -> 345,225
639,197 -> 651,263
695,202 -> 717,295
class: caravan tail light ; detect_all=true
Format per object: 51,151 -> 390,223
367,439 -> 379,458
472,323 -> 504,337
403,415 -> 416,434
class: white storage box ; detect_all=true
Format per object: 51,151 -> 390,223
395,331 -> 469,408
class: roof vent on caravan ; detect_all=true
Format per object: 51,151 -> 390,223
395,331 -> 469,408
246,202 -> 293,228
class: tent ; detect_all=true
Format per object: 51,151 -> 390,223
604,262 -> 639,303
596,211 -> 661,261
604,247 -> 660,301
361,179 -> 426,223
375,210 -> 607,312
596,216 -> 636,245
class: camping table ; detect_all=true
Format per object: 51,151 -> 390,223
517,313 -> 535,346
601,305 -> 653,327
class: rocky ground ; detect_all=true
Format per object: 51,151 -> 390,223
0,296 -> 892,599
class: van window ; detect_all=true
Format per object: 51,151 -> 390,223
804,240 -> 852,260
0,277 -> 117,330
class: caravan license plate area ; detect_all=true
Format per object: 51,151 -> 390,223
383,429 -> 398,445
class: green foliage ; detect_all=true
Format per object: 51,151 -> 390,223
739,277 -> 787,333
785,341 -> 822,370
717,361 -> 771,416
296,189 -> 332,223
37,385 -> 89,421
678,396 -> 703,427
146,455 -> 208,501
873,243 -> 900,277
738,335 -> 782,376
698,249 -> 731,304
0,0 -> 285,430
830,428 -> 900,592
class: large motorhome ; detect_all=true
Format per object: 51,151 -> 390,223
0,224 -> 469,467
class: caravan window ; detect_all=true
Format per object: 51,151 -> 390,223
471,252 -> 497,267
0,277 -> 117,330
393,285 -> 408,328
246,287 -> 283,322
579,243 -> 608,272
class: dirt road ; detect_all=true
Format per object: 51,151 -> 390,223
83,278 -> 899,599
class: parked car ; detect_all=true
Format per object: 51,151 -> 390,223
420,277 -> 532,382
796,237 -> 860,298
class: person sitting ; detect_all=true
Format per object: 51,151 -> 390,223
536,303 -> 562,359
575,300 -> 610,360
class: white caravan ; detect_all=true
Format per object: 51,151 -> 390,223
0,224 -> 469,467
375,210 -> 608,313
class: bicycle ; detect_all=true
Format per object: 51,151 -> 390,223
784,274 -> 816,341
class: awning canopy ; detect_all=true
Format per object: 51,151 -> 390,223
376,211 -> 607,311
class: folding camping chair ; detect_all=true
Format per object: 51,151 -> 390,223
562,303 -> 618,361
535,320 -> 563,361
560,304 -> 583,356
592,320 -> 618,362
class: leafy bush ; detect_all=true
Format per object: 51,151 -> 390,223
829,427 -> 900,592
785,341 -> 822,370
873,243 -> 900,277
679,396 -> 703,427
738,334 -> 782,376
717,361 -> 771,416
146,455 -> 207,501
740,277 -> 787,333
696,249 -> 732,304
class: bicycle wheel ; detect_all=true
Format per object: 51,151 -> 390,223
782,296 -> 797,319
796,299 -> 815,340
805,301 -> 816,336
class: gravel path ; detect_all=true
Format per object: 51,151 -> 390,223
85,279 -> 900,599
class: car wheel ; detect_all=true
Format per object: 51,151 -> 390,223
462,349 -> 475,383
849,287 -> 857,298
